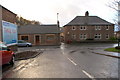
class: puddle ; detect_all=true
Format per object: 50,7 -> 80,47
70,50 -> 77,53
80,51 -> 86,54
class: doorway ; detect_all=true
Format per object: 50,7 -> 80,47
35,35 -> 41,45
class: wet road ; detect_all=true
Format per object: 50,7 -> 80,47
2,43 -> 119,78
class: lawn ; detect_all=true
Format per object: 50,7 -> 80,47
104,48 -> 120,53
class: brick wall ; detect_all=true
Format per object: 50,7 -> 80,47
0,6 -> 2,41
64,25 -> 114,42
18,33 -> 60,46
2,6 -> 17,24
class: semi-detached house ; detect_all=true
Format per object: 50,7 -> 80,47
63,11 -> 114,43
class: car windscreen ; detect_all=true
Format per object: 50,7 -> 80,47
0,43 -> 7,51
18,41 -> 27,43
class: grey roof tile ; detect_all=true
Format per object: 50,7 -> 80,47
65,16 -> 114,26
18,24 -> 60,34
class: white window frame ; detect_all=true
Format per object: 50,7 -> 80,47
80,26 -> 86,30
80,34 -> 87,39
80,26 -> 83,30
94,34 -> 101,39
106,34 -> 109,39
72,26 -> 76,30
106,26 -> 109,30
80,34 -> 83,39
95,26 -> 101,30
72,34 -> 76,39
83,34 -> 87,39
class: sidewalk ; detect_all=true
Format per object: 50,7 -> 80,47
92,49 -> 120,59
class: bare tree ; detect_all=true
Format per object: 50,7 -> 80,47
108,0 -> 120,31
108,0 -> 120,47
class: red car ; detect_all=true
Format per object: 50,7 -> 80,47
0,42 -> 15,66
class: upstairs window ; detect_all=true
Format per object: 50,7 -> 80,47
80,26 -> 86,30
95,26 -> 101,30
72,26 -> 76,30
106,26 -> 109,30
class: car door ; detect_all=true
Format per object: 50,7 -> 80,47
1,45 -> 12,65
18,41 -> 26,46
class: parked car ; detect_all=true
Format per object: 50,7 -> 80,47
0,42 -> 15,66
17,40 -> 32,47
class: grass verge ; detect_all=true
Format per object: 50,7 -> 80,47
104,48 -> 120,53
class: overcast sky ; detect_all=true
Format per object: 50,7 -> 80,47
1,0 -> 116,26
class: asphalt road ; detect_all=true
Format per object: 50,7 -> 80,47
2,43 -> 119,79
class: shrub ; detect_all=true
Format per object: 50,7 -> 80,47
115,46 -> 120,49
86,38 -> 94,40
109,37 -> 117,41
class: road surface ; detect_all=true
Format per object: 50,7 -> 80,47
2,43 -> 119,79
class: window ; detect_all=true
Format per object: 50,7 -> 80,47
83,34 -> 87,39
80,34 -> 83,39
80,34 -> 87,39
95,26 -> 101,30
72,34 -> 76,39
0,43 -> 7,51
94,34 -> 101,39
106,26 -> 109,30
46,35 -> 55,41
72,26 -> 76,30
106,34 -> 109,39
21,36 -> 28,41
80,26 -> 86,30
80,27 -> 83,30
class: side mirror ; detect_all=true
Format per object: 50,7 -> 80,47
7,48 -> 11,51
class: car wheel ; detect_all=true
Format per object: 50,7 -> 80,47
26,44 -> 29,47
9,56 -> 15,65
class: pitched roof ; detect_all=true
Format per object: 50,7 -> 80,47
64,16 -> 114,26
18,24 -> 60,34
0,5 -> 17,15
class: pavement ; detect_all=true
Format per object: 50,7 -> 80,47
87,47 -> 120,59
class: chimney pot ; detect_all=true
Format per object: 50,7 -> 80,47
85,11 -> 89,16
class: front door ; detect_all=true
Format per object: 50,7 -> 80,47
35,35 -> 40,45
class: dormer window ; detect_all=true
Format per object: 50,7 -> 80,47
72,26 -> 76,30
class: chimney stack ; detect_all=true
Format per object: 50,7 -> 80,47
85,11 -> 89,16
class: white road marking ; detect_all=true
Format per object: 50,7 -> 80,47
67,57 -> 77,66
82,70 -> 95,80
61,48 -> 77,65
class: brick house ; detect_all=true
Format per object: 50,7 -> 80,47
63,11 -> 114,43
0,5 -> 17,41
18,24 -> 60,45
115,31 -> 120,39
0,5 -> 17,51
1,5 -> 17,24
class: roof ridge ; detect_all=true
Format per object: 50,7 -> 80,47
64,16 -> 114,26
